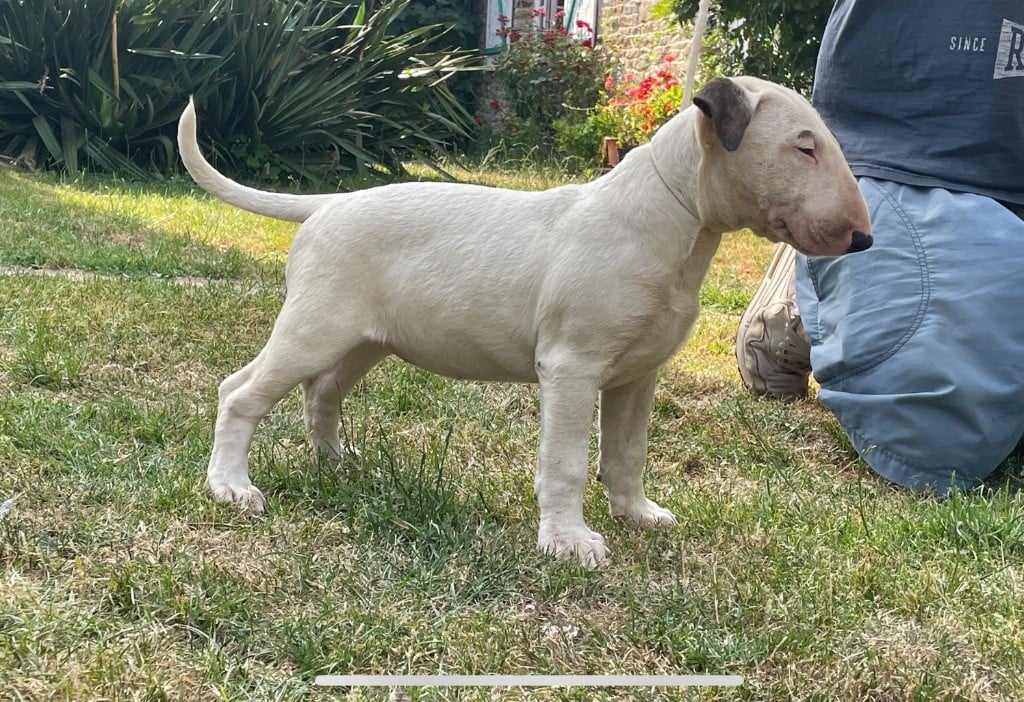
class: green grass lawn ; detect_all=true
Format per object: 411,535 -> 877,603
2,166 -> 1024,701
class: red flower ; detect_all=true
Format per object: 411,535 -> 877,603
576,19 -> 592,32
532,7 -> 546,16
581,38 -> 593,48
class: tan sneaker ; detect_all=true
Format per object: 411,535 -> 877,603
736,244 -> 812,400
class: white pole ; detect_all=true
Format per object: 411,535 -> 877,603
682,0 -> 712,105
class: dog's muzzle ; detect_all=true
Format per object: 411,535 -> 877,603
847,230 -> 873,253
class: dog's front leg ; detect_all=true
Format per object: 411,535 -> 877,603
598,372 -> 677,528
535,366 -> 607,567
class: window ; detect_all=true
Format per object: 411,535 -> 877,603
484,0 -> 599,54
536,0 -> 598,40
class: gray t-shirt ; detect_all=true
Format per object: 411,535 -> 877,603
813,0 -> 1024,206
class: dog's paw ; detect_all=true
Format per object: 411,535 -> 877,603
209,479 -> 267,516
311,439 -> 362,463
613,498 -> 677,530
538,521 -> 609,568
310,439 -> 342,462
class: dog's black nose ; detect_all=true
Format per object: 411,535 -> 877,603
847,230 -> 873,253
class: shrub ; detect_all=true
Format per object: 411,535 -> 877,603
602,55 -> 682,147
554,55 -> 682,170
665,0 -> 832,95
489,9 -> 609,160
197,0 -> 477,182
387,0 -> 483,108
0,0 -> 477,182
0,0 -> 225,178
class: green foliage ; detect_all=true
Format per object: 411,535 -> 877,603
0,0 -> 226,178
489,10 -> 609,162
551,114 -> 608,172
601,56 -> 683,147
194,0 -> 477,182
554,56 -> 683,171
0,0 -> 477,182
669,0 -> 833,95
389,0 -> 481,55
364,0 -> 484,130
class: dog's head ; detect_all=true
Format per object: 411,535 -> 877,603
692,76 -> 871,257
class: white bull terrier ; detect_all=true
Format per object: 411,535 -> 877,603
178,77 -> 871,567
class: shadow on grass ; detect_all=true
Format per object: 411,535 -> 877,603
0,169 -> 281,280
983,440 -> 1024,495
266,428 -> 510,540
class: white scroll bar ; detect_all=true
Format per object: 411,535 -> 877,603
315,675 -> 744,688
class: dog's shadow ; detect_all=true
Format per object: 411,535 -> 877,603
255,424 -> 543,570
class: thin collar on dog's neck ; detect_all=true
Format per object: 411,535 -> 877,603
650,150 -> 699,222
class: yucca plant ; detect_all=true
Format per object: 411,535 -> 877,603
197,0 -> 476,180
0,0 -> 476,181
0,0 -> 231,177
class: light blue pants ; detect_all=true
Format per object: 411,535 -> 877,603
796,178 -> 1024,493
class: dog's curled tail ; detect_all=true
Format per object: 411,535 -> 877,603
177,97 -> 335,223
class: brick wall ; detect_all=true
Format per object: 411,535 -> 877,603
512,0 -> 536,27
600,0 -> 692,80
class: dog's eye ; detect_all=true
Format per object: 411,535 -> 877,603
797,146 -> 818,163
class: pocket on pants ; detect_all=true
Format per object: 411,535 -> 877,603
797,178 -> 930,387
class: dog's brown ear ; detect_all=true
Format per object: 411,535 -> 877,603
693,78 -> 754,152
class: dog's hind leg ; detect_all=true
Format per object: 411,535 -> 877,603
302,344 -> 389,460
207,305 -> 372,514
598,371 -> 677,528
207,350 -> 282,514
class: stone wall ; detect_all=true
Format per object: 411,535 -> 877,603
600,0 -> 692,80
512,0 -> 537,27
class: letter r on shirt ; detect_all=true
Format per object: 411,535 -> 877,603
994,19 -> 1024,78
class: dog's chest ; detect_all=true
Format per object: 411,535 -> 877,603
605,285 -> 700,385
604,230 -> 722,385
